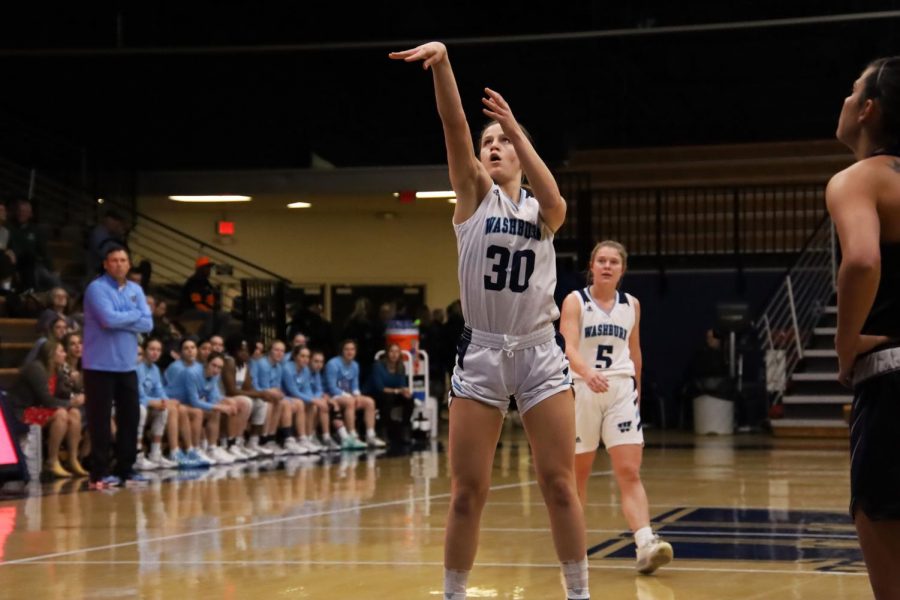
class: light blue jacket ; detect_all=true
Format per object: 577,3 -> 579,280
165,361 -> 220,410
136,361 -> 166,407
282,361 -> 314,402
82,274 -> 152,371
324,357 -> 360,397
251,357 -> 283,391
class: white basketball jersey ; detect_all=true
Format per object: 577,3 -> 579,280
571,288 -> 636,378
454,184 -> 560,335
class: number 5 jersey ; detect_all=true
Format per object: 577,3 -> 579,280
569,287 -> 636,378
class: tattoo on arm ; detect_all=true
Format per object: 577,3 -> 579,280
889,159 -> 900,173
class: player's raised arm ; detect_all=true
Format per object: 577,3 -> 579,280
481,87 -> 566,232
390,42 -> 492,224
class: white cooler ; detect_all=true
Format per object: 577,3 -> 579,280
693,394 -> 734,435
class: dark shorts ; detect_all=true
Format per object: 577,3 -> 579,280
850,370 -> 900,521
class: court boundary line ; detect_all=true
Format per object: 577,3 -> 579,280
7,559 -> 869,577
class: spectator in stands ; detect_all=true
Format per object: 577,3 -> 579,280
684,329 -> 733,400
146,296 -> 178,363
342,298 -> 379,383
0,203 -> 16,293
0,203 -> 10,256
82,245 -> 152,489
62,330 -> 83,371
24,316 -> 69,367
310,349 -> 363,449
180,256 -> 229,336
59,332 -> 88,465
209,334 -> 225,355
153,298 -> 175,330
370,342 -> 413,447
127,267 -> 143,287
37,287 -> 79,334
197,338 -> 213,365
325,339 -> 385,448
252,340 -> 265,361
288,332 -> 307,354
85,209 -> 128,279
60,332 -> 84,404
10,340 -> 86,477
9,199 -> 62,291
288,302 -> 334,356
426,307 -> 447,401
442,300 -> 465,390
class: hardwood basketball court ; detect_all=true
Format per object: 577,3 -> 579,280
0,430 -> 866,599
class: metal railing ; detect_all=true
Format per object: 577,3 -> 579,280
754,216 -> 837,402
0,156 -> 291,341
557,175 -> 827,258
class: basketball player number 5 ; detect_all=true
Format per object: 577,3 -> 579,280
483,245 -> 535,293
595,345 -> 613,369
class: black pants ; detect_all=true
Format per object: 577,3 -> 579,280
379,393 -> 413,446
84,369 -> 139,482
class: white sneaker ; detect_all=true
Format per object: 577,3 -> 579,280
235,444 -> 256,460
194,448 -> 217,466
284,438 -> 308,455
636,536 -> 673,574
366,435 -> 387,449
134,453 -> 158,471
150,453 -> 178,469
242,444 -> 259,459
264,441 -> 287,456
305,437 -> 323,453
226,445 -> 247,462
248,439 -> 274,456
234,439 -> 257,459
321,436 -> 341,451
211,446 -> 235,465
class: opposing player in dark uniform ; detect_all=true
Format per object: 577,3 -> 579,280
391,42 -> 589,600
829,56 -> 900,599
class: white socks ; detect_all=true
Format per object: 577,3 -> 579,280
634,526 -> 654,548
561,556 -> 589,599
443,568 -> 468,600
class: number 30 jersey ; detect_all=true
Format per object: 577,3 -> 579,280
569,288 -> 636,378
454,184 -> 560,335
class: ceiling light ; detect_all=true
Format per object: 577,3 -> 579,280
415,190 -> 456,199
168,195 -> 251,203
287,202 -> 311,209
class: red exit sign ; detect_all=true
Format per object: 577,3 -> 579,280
217,220 -> 235,236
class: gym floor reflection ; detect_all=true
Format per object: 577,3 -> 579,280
0,431 -> 868,599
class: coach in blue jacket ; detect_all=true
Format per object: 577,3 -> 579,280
82,245 -> 153,487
